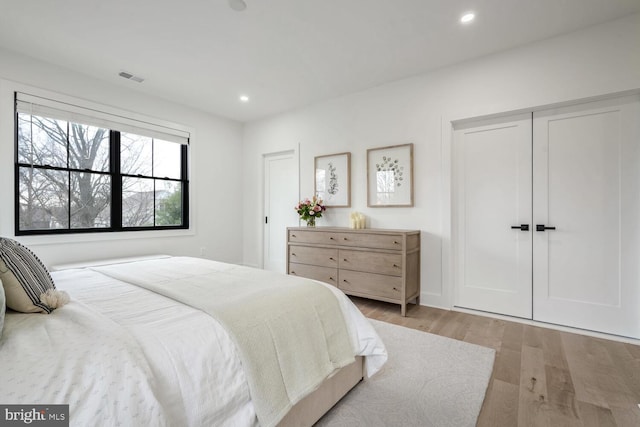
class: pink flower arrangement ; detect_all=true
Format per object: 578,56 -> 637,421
295,196 -> 326,224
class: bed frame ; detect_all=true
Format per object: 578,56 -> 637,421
278,356 -> 364,426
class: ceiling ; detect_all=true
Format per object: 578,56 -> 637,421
0,1 -> 638,123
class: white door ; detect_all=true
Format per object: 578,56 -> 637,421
453,113 -> 533,319
533,95 -> 640,338
263,151 -> 299,273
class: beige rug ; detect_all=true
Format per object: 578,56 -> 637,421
317,319 -> 495,427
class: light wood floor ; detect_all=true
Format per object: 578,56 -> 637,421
351,297 -> 640,427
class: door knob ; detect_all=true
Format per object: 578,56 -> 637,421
511,224 -> 529,231
536,224 -> 556,232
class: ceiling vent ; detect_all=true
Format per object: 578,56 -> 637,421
118,71 -> 144,83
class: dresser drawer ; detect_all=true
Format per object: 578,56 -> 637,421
288,229 -> 340,245
288,263 -> 338,287
338,270 -> 402,300
339,249 -> 402,276
334,232 -> 403,250
288,246 -> 337,268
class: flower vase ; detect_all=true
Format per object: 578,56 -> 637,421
306,217 -> 316,227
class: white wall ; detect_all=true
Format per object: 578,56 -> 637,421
242,14 -> 640,308
0,48 -> 245,267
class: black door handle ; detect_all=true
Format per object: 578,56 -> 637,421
536,224 -> 556,232
511,224 -> 529,231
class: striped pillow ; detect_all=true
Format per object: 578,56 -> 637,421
0,238 -> 56,314
0,280 -> 5,338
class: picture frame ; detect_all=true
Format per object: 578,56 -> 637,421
367,143 -> 414,207
314,152 -> 351,207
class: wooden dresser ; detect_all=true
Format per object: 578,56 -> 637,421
287,227 -> 420,316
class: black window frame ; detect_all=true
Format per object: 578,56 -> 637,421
14,94 -> 190,236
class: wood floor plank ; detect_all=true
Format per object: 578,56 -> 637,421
522,325 -> 544,349
350,297 -> 640,427
603,342 -> 640,399
429,310 -> 464,338
623,343 -> 640,360
501,321 -> 524,353
545,365 -> 578,420
610,406 -> 640,427
562,333 -> 612,408
577,401 -> 617,427
476,379 -> 519,427
540,328 -> 569,370
518,345 -> 550,426
493,347 -> 521,385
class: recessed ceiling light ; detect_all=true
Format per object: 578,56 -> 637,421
239,95 -> 250,103
228,0 -> 247,12
460,12 -> 475,24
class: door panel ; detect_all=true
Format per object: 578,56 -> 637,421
533,96 -> 640,338
263,151 -> 298,273
453,113 -> 533,318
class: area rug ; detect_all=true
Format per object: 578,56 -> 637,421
317,319 -> 495,427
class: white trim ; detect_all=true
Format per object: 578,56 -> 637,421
17,228 -> 196,247
260,146 -> 300,270
453,306 -> 640,345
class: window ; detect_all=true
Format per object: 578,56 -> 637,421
120,133 -> 185,228
15,93 -> 189,235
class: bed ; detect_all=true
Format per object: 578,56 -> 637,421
0,255 -> 387,427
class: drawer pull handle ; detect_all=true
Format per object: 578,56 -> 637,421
343,259 -> 348,262
343,279 -> 349,283
291,271 -> 296,275
329,257 -> 335,261
343,237 -> 348,241
330,237 -> 335,240
292,234 -> 296,237
291,253 -> 296,256
393,241 -> 399,244
393,287 -> 399,291
393,264 -> 399,268
329,277 -> 334,281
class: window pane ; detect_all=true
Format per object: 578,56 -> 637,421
18,167 -> 69,230
121,133 -> 152,176
68,123 -> 110,172
70,172 -> 111,228
17,114 -> 68,168
122,177 -> 154,227
17,114 -> 32,164
155,181 -> 182,226
153,139 -> 181,179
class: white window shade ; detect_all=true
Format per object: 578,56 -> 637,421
16,92 -> 190,145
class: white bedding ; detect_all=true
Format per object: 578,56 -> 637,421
0,257 -> 387,426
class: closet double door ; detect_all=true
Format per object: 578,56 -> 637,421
453,95 -> 640,338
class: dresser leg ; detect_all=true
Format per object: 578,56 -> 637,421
401,303 -> 406,317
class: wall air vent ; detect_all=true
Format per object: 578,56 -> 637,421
118,71 -> 144,83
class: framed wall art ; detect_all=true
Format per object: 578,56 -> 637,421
314,152 -> 351,207
367,143 -> 414,207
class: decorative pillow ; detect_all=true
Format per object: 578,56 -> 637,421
0,279 -> 5,338
0,238 -> 68,314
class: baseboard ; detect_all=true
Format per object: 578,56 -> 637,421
453,306 -> 640,345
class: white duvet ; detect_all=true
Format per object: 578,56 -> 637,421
0,257 -> 387,426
